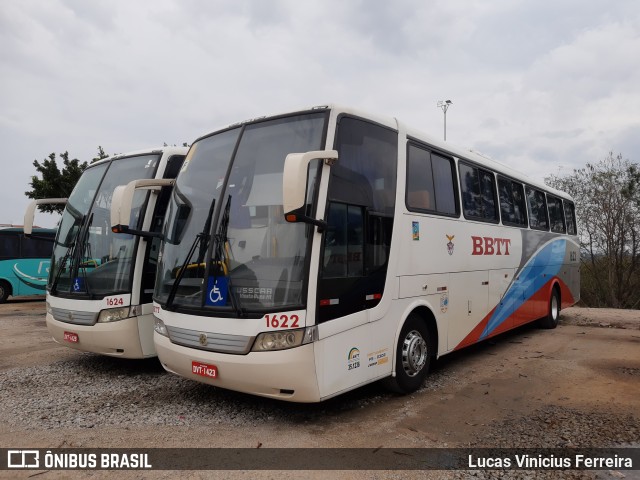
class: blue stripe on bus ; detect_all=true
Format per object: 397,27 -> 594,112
480,239 -> 566,340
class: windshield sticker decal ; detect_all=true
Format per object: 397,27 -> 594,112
206,276 -> 228,307
72,277 -> 86,293
412,221 -> 420,241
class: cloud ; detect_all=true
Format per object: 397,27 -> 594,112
2,0 -> 640,226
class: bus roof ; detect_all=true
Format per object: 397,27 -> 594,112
0,226 -> 56,234
197,104 -> 574,203
87,146 -> 188,168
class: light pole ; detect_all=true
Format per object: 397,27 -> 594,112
437,100 -> 453,141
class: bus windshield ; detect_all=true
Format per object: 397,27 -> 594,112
50,154 -> 159,297
156,112 -> 327,312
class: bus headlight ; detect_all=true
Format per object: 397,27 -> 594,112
97,307 -> 130,323
154,317 -> 169,337
97,305 -> 141,323
251,326 -> 317,352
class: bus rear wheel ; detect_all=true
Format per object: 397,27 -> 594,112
538,286 -> 560,329
0,281 -> 11,303
386,314 -> 432,394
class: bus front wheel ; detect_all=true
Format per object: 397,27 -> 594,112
386,314 -> 432,394
0,281 -> 11,303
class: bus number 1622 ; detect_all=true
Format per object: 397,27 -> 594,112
265,314 -> 299,329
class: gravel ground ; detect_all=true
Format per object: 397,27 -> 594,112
454,405 -> 640,479
0,303 -> 638,480
0,352 -> 464,433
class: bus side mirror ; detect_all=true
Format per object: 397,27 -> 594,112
111,178 -> 175,239
24,198 -> 68,235
282,150 -> 338,228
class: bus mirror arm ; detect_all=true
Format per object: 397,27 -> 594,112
283,211 -> 327,233
23,198 -> 68,236
111,178 -> 175,237
111,224 -> 164,240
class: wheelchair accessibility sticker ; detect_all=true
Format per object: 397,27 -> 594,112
206,276 -> 228,306
72,277 -> 86,293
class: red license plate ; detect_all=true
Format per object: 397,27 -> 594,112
63,331 -> 79,343
192,361 -> 218,379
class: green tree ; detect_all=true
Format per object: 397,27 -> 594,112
92,145 -> 109,163
25,147 -> 113,214
546,153 -> 640,309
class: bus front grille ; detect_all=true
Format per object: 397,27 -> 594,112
166,326 -> 253,354
50,307 -> 99,326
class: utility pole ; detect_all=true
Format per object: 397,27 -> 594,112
437,100 -> 453,141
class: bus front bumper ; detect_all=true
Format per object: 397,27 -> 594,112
155,332 -> 321,402
46,314 -> 151,358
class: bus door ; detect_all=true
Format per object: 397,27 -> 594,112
315,116 -> 397,395
140,153 -> 186,304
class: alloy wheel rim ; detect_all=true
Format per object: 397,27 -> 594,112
401,330 -> 428,377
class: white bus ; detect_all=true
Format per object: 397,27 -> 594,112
112,106 -> 580,401
25,147 -> 187,358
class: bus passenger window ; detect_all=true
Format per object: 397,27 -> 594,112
526,187 -> 549,230
480,170 -> 497,220
547,195 -> 566,233
498,177 -> 527,227
460,162 -> 498,222
564,201 -> 577,235
20,236 -> 54,258
0,234 -> 20,259
406,144 -> 458,216
431,154 -> 457,215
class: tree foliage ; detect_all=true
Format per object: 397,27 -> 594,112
546,153 -> 640,309
25,147 -> 108,214
92,145 -> 109,163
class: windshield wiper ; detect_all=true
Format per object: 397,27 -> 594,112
211,195 -> 245,317
76,213 -> 94,297
165,199 -> 216,310
51,215 -> 86,293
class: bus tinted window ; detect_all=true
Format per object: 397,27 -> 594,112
21,235 -> 54,258
331,117 -> 397,214
406,145 -> 458,216
0,234 -> 20,259
323,203 -> 364,278
547,195 -> 566,233
460,162 -> 498,222
564,200 -> 577,235
526,187 -> 549,230
498,177 -> 527,227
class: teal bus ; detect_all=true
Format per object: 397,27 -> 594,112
0,226 -> 56,302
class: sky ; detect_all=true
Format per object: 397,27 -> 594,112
2,0 -> 639,227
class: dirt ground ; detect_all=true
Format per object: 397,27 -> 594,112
0,298 -> 638,479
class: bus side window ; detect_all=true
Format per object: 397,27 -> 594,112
460,162 -> 498,222
526,187 -> 549,230
547,195 -> 566,233
498,177 -> 527,227
0,234 -> 19,260
20,235 -> 53,258
564,201 -> 577,235
406,145 -> 458,216
406,145 -> 434,211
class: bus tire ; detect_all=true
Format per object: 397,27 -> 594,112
0,281 -> 11,303
386,313 -> 432,394
538,286 -> 560,329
